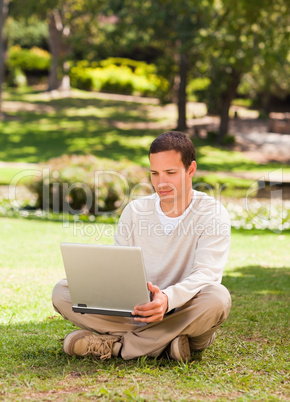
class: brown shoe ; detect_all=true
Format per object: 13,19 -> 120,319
189,332 -> 217,351
169,335 -> 191,362
63,330 -> 122,360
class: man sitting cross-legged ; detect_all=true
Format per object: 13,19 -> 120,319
52,131 -> 231,362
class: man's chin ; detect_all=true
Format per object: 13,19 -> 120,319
158,194 -> 175,203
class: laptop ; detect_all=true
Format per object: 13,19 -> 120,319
60,243 -> 150,317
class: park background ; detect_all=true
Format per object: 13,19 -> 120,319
0,1 -> 289,401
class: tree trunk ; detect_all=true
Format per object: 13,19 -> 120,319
48,9 -> 70,91
0,0 -> 9,119
217,71 -> 240,144
177,52 -> 188,131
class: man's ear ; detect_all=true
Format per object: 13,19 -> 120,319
188,161 -> 197,178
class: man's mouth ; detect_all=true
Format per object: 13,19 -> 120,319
158,189 -> 173,196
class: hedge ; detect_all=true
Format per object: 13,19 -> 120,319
7,45 -> 51,73
69,58 -> 169,98
28,154 -> 152,215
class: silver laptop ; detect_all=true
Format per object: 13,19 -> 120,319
60,243 -> 150,317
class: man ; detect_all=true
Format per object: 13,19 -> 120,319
52,131 -> 231,362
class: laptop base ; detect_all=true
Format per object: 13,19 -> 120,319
73,305 -> 135,317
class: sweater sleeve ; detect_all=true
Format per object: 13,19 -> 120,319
162,206 -> 231,312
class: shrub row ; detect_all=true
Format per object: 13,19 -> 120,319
28,154 -> 152,214
69,58 -> 169,98
1,191 -> 289,233
7,45 -> 51,73
5,48 -> 209,102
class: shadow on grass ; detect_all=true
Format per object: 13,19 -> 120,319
195,146 -> 261,172
0,318 -> 170,380
223,265 -> 289,295
2,94 -> 285,172
222,265 -> 289,342
0,112 -> 159,164
0,94 -> 165,164
0,265 -> 288,382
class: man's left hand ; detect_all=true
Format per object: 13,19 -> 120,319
132,282 -> 168,323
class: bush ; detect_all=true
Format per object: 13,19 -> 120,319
28,155 -> 152,215
187,77 -> 211,101
7,45 -> 51,73
207,131 -> 235,145
5,17 -> 49,50
70,58 -> 169,98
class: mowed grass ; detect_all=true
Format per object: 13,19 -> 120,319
0,167 -> 25,185
1,88 -> 288,176
0,217 -> 289,401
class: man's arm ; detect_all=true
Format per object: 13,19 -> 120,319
162,219 -> 231,312
132,218 -> 230,323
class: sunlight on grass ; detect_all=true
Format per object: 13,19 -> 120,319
1,88 -> 288,174
0,167 -> 27,184
197,145 -> 259,171
0,217 -> 289,400
63,106 -> 109,118
0,88 -> 288,400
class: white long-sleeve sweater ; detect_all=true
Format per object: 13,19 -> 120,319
114,190 -> 231,312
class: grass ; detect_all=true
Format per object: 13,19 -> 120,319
0,217 -> 289,401
1,89 -> 160,165
1,88 -> 288,174
0,167 -> 29,185
0,87 -> 287,200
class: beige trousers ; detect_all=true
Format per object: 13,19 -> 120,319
52,279 -> 231,360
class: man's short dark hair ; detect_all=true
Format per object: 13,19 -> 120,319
149,131 -> 196,170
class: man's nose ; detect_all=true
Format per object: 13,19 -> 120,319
157,174 -> 169,187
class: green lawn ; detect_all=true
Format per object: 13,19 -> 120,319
1,88 -> 287,174
1,88 -> 288,201
0,217 -> 289,401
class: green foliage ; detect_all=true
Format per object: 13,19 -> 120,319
3,189 -> 290,233
5,16 -> 49,49
207,131 -> 235,145
7,45 -> 51,73
232,98 -> 253,108
28,154 -> 152,214
204,0 -> 290,113
70,58 -> 169,98
105,0 -> 213,106
187,77 -> 211,102
8,67 -> 27,88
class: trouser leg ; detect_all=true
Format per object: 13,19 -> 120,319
121,283 -> 231,359
52,278 -> 140,336
52,279 -> 231,360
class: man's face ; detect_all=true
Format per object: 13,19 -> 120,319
149,150 -> 196,213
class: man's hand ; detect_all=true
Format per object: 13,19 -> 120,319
132,282 -> 168,323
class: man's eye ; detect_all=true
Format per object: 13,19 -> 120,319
168,172 -> 176,175
151,172 -> 158,175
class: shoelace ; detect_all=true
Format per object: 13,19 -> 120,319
86,335 -> 118,360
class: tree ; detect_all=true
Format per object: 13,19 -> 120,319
10,0 -> 106,91
0,0 -> 9,119
47,7 -> 70,90
105,0 -> 212,130
204,0 -> 290,143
